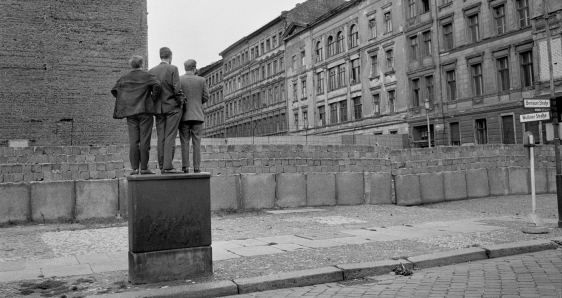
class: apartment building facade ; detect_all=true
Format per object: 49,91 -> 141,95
199,60 -> 224,138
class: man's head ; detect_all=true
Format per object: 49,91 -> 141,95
160,47 -> 173,62
184,59 -> 197,72
129,55 -> 144,69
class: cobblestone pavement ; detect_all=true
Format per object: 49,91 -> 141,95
228,249 -> 562,298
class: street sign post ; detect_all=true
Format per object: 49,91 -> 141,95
519,112 -> 550,123
524,98 -> 551,108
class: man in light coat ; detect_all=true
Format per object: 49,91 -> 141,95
178,59 -> 208,173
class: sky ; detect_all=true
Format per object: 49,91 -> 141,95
147,0 -> 305,69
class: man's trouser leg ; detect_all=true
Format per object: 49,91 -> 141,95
155,114 -> 166,169
190,121 -> 204,170
126,116 -> 141,170
138,113 -> 154,170
162,108 -> 181,170
179,121 -> 191,169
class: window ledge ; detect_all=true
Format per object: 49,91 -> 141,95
438,2 -> 452,10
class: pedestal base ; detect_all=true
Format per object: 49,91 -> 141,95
129,246 -> 213,284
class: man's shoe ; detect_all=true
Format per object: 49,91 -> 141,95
182,167 -> 189,173
140,169 -> 155,175
129,169 -> 139,175
161,169 -> 183,174
193,168 -> 201,173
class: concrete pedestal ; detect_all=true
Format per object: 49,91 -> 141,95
127,173 -> 212,284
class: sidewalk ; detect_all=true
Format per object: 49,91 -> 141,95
0,194 -> 561,297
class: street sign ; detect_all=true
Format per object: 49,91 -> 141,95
520,112 -> 550,123
524,99 -> 550,108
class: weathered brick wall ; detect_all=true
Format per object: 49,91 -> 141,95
0,0 -> 148,146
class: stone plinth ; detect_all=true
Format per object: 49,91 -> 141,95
127,173 -> 212,284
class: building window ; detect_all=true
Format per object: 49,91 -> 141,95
268,88 -> 273,105
425,76 -> 434,103
385,49 -> 394,68
329,67 -> 337,91
371,55 -> 379,77
497,57 -> 510,92
274,86 -> 279,102
280,83 -> 284,100
351,59 -> 361,84
300,50 -> 305,67
442,23 -> 453,51
408,0 -> 416,19
388,90 -> 395,113
467,14 -> 480,43
294,113 -> 299,129
279,56 -> 284,69
262,66 -> 265,79
471,63 -> 483,96
517,0 -> 530,28
502,115 -> 515,144
267,63 -> 271,77
373,94 -> 380,115
353,96 -> 362,120
338,64 -> 346,88
450,122 -> 460,145
260,42 -> 264,54
475,119 -> 488,144
316,41 -> 323,62
423,31 -> 432,57
292,55 -> 297,69
330,103 -> 338,124
421,0 -> 429,13
327,36 -> 335,57
520,51 -> 534,87
336,31 -> 345,54
301,79 -> 307,98
369,19 -> 377,39
384,12 -> 392,33
494,5 -> 506,35
446,70 -> 456,100
303,111 -> 308,128
319,106 -> 326,126
412,78 -> 420,106
349,25 -> 359,48
317,71 -> 325,93
340,100 -> 348,122
293,82 -> 298,101
410,36 -> 418,60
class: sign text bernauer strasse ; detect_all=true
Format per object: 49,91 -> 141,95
524,99 -> 550,108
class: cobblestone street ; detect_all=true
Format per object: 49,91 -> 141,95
228,250 -> 562,298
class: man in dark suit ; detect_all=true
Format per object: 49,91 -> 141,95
178,59 -> 208,173
111,55 -> 160,175
148,47 -> 185,173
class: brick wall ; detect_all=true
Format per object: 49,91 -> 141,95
0,0 -> 148,146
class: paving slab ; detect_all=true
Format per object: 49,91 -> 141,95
336,259 -> 412,280
255,235 -> 309,244
76,253 -> 112,264
90,260 -> 128,273
288,238 -> 343,248
407,247 -> 488,269
228,246 -> 285,257
212,248 -> 241,261
93,280 -> 239,298
229,239 -> 270,247
211,241 -> 243,250
42,264 -> 93,278
330,237 -> 373,245
482,239 -> 559,259
0,269 -> 42,283
270,243 -> 310,252
25,256 -> 79,270
376,227 -> 451,238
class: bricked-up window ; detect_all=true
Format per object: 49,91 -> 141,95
384,12 -> 392,33
408,0 -> 416,19
327,36 -> 335,57
421,0 -> 429,13
373,94 -> 380,115
300,111 -> 306,128
446,70 -> 456,101
353,96 -> 362,119
317,71 -> 325,93
369,19 -> 377,39
388,90 -> 395,113
385,49 -> 394,68
410,36 -> 418,60
330,103 -> 338,124
371,55 -> 379,77
319,106 -> 326,126
336,31 -> 345,54
502,115 -> 515,144
316,41 -> 323,62
349,25 -> 359,48
301,79 -> 306,98
272,36 -> 277,48
494,5 -> 506,35
340,100 -> 348,122
497,57 -> 510,92
426,76 -> 434,103
520,51 -> 534,87
351,59 -> 361,84
467,14 -> 480,43
293,82 -> 298,101
475,119 -> 488,144
450,122 -> 460,145
471,63 -> 483,96
423,31 -> 432,57
442,23 -> 453,51
292,55 -> 297,69
329,67 -> 337,91
517,0 -> 530,28
338,64 -> 347,88
280,82 -> 284,100
294,113 -> 298,129
412,78 -> 420,106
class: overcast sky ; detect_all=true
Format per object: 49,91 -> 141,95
147,0 -> 304,69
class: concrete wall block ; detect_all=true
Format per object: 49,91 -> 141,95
336,172 -> 365,206
466,169 -> 490,198
547,167 -> 557,193
75,179 -> 118,220
533,167 -> 548,195
241,174 -> 275,209
419,172 -> 444,204
118,178 -> 128,217
366,172 -> 392,205
211,175 -> 240,211
30,181 -> 75,222
0,183 -> 30,223
306,173 -> 336,207
444,171 -> 468,201
275,173 -> 306,208
395,175 -> 421,206
509,167 -> 529,195
488,167 -> 509,196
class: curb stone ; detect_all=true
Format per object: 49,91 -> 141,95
86,239 -> 562,298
